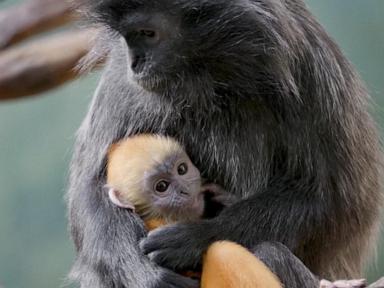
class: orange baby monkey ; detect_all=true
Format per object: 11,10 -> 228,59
106,134 -> 282,288
106,134 -> 221,230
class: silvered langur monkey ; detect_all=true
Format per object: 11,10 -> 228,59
68,0 -> 383,287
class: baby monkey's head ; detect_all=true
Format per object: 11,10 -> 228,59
107,135 -> 204,223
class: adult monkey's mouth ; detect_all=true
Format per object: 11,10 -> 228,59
131,53 -> 147,74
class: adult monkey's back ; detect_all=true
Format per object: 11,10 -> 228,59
68,0 -> 383,287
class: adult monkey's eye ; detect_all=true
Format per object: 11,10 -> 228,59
139,29 -> 156,38
177,163 -> 188,175
155,180 -> 169,193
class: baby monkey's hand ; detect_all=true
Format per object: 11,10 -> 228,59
201,183 -> 238,207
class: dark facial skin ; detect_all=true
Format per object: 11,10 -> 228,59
68,0 -> 382,287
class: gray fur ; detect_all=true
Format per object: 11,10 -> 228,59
253,242 -> 320,288
67,0 -> 383,287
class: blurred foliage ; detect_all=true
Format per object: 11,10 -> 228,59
0,0 -> 383,287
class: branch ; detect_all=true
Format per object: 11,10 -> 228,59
0,0 -> 73,49
368,277 -> 384,288
0,29 -> 97,100
320,278 -> 384,288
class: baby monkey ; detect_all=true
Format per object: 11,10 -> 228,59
106,135 -> 367,288
106,134 -> 286,288
106,134 -> 230,230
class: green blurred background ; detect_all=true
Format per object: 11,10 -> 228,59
0,0 -> 383,287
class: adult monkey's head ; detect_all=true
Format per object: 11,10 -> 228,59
86,0 -> 297,102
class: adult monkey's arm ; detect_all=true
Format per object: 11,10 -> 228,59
67,40 -> 197,288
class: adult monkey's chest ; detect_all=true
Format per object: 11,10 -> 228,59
127,97 -> 267,198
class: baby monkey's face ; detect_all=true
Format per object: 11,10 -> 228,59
107,137 -> 231,224
143,152 -> 204,222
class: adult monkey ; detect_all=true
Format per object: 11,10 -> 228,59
68,0 -> 382,287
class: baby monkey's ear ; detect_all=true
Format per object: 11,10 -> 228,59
105,185 -> 135,211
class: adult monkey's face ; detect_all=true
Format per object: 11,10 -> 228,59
91,0 -> 289,95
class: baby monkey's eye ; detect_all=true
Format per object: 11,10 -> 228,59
155,180 -> 169,193
177,163 -> 188,175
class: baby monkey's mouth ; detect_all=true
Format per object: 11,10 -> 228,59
158,195 -> 205,222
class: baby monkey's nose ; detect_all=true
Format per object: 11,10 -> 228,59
179,190 -> 189,196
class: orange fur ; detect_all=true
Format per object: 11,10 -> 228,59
201,241 -> 283,288
107,134 -> 184,196
145,218 -> 166,231
107,134 -> 185,219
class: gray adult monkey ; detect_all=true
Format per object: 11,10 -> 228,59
67,0 -> 382,287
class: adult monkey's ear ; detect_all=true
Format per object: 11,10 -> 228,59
105,185 -> 135,211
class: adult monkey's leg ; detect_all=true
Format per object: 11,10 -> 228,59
253,242 -> 319,288
67,42 -> 198,288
